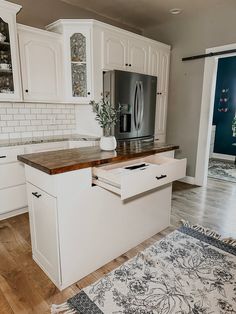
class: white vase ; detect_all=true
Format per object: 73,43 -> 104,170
100,136 -> 117,151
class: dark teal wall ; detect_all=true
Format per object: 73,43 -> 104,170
213,56 -> 236,156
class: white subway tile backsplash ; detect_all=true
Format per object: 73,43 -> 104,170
1,115 -> 13,120
7,108 -> 19,114
0,103 -> 76,139
14,114 -> 25,120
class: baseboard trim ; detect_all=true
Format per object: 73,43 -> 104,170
211,153 -> 235,161
0,207 -> 28,221
178,176 -> 196,185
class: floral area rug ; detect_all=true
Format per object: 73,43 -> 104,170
51,222 -> 236,314
208,158 -> 236,183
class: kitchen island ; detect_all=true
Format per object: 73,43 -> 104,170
18,141 -> 186,290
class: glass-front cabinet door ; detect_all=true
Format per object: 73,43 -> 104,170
0,18 -> 14,95
0,3 -> 22,101
67,28 -> 92,103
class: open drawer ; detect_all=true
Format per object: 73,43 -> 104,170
92,154 -> 187,200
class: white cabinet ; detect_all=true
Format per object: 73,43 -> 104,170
128,37 -> 149,74
102,30 -> 148,74
27,183 -> 60,286
47,20 -> 93,104
149,44 -> 170,142
18,25 -> 63,102
102,30 -> 128,71
0,0 -> 22,101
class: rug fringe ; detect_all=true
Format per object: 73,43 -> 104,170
51,302 -> 76,314
181,220 -> 236,246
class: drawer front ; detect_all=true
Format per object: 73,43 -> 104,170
0,147 -> 25,164
121,158 -> 186,200
0,184 -> 27,214
93,155 -> 187,200
0,162 -> 26,189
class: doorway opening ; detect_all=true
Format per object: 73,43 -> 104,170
208,56 -> 236,183
195,44 -> 236,186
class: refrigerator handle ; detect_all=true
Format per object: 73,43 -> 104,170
134,81 -> 139,130
138,81 -> 144,130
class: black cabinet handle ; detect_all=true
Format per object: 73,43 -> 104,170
157,92 -> 162,95
32,192 -> 42,198
125,63 -> 128,66
25,89 -> 29,93
87,92 -> 90,95
129,64 -> 131,67
156,175 -> 167,180
0,155 -> 6,158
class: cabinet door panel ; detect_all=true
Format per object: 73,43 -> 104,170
27,184 -> 60,285
149,46 -> 160,77
18,28 -> 63,102
103,30 -> 128,70
155,95 -> 168,141
128,38 -> 148,74
159,51 -> 170,94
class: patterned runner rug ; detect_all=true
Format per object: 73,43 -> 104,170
51,222 -> 236,314
208,158 -> 236,183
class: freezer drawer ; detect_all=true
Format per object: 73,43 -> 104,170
93,154 -> 186,200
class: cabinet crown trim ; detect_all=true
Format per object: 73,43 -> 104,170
46,19 -> 171,51
17,23 -> 62,40
0,0 -> 22,13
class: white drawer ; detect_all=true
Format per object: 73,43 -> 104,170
0,184 -> 27,214
93,154 -> 187,200
0,162 -> 26,189
0,147 -> 25,164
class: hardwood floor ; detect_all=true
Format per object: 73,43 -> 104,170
172,178 -> 236,238
0,178 -> 235,313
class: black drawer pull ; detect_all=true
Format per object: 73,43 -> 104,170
156,175 -> 167,180
0,155 -> 6,158
32,192 -> 42,198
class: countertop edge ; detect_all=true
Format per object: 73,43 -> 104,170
18,145 -> 179,175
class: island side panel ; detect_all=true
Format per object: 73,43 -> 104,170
56,172 -> 172,289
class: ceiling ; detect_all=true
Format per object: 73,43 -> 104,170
60,0 -> 231,30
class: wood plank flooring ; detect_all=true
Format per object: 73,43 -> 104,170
172,178 -> 236,238
0,178 -> 235,313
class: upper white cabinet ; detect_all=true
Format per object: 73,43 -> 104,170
47,20 -> 93,104
102,30 -> 149,74
128,37 -> 149,74
18,25 -> 63,102
0,0 -> 22,101
103,30 -> 128,71
149,44 -> 170,142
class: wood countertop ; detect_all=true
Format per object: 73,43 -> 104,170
17,141 -> 179,175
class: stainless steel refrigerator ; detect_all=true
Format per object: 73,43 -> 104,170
103,70 -> 157,141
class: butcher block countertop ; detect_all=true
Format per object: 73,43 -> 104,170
17,141 -> 179,175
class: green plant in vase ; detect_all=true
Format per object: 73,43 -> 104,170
90,99 -> 120,151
